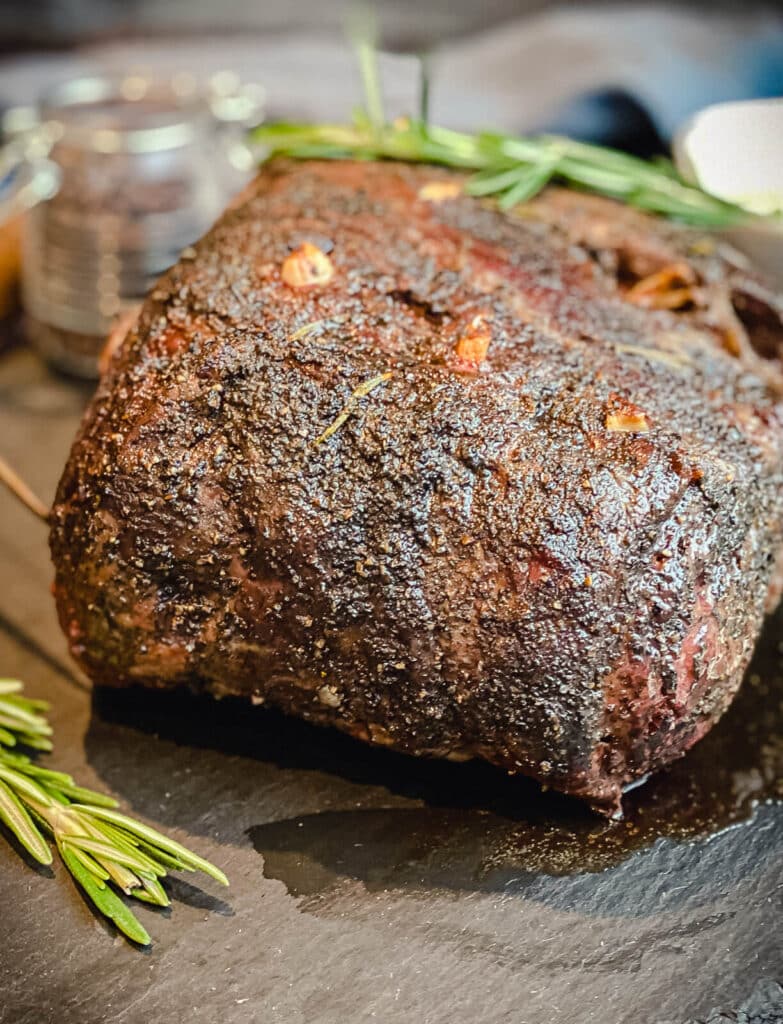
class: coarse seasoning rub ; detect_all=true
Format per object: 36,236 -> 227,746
51,160 -> 783,814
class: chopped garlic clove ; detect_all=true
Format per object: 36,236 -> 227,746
455,317 -> 491,364
418,181 -> 463,203
282,242 -> 334,288
606,410 -> 650,434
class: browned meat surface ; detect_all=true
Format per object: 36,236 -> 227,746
50,160 -> 783,814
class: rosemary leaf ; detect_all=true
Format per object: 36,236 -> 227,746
499,161 -> 559,210
134,873 -> 171,906
12,734 -> 53,752
82,820 -> 167,876
59,841 -> 151,946
99,858 -> 143,895
0,763 -> 55,807
129,887 -> 166,905
0,696 -> 53,722
135,839 -> 190,872
72,805 -> 230,887
313,371 -> 393,446
61,839 -> 112,882
46,782 -> 118,808
465,165 -> 530,197
68,835 -> 167,877
0,777 -> 52,864
289,319 -> 327,340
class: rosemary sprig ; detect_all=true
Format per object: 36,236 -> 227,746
0,679 -> 228,946
251,114 -> 750,228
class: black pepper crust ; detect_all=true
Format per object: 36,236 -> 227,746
50,160 -> 783,813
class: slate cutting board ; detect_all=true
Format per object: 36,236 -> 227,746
0,347 -> 781,1024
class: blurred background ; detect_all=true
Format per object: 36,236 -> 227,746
2,0 -> 783,141
0,0 -> 782,375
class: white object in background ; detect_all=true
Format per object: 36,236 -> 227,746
674,98 -> 783,290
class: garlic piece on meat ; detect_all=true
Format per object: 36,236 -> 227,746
606,408 -> 651,434
605,392 -> 651,433
317,685 -> 342,708
282,242 -> 334,288
418,181 -> 462,202
455,317 -> 491,364
625,262 -> 698,310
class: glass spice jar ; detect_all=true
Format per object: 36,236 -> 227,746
9,71 -> 263,378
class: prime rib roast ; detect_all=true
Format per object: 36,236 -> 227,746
50,159 -> 783,815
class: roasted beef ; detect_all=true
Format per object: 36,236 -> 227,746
50,160 -> 783,814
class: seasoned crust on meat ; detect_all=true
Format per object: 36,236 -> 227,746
50,159 -> 783,813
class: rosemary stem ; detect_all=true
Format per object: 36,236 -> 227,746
0,453 -> 49,522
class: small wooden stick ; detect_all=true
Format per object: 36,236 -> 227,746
0,453 -> 49,522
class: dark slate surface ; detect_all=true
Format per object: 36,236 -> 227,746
0,348 -> 781,1024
